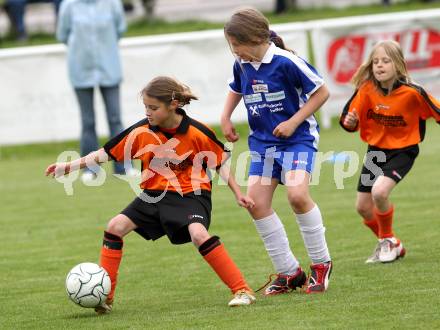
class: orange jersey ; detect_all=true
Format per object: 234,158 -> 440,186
104,109 -> 229,194
340,80 -> 440,149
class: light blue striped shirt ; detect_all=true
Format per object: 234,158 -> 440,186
57,0 -> 126,88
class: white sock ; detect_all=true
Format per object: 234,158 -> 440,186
254,213 -> 299,275
295,204 -> 331,264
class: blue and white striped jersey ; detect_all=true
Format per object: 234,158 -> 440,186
229,43 -> 323,152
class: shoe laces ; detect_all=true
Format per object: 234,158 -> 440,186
233,289 -> 253,301
380,238 -> 395,253
255,273 -> 287,293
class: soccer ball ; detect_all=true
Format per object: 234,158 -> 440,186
65,262 -> 111,308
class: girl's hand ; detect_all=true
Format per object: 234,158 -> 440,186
343,109 -> 359,129
45,162 -> 71,178
221,117 -> 239,142
273,120 -> 298,138
236,194 -> 255,209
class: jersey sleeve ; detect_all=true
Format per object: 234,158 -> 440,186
417,87 -> 440,123
228,61 -> 242,94
339,88 -> 364,132
286,56 -> 324,96
103,120 -> 147,161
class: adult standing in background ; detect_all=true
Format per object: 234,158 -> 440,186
57,0 -> 130,182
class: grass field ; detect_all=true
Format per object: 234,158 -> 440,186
1,120 -> 440,329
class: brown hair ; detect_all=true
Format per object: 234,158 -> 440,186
351,40 -> 411,90
140,76 -> 198,106
224,7 -> 294,53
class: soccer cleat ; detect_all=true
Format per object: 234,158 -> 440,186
228,290 -> 256,307
365,241 -> 381,264
305,261 -> 332,294
378,237 -> 406,263
261,267 -> 307,296
94,298 -> 113,315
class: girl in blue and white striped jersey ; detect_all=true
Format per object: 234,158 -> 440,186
221,7 -> 332,294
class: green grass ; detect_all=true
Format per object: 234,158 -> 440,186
2,0 -> 440,49
1,121 -> 440,329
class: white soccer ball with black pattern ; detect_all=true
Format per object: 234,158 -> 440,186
65,262 -> 111,308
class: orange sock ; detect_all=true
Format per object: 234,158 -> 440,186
363,217 -> 379,237
374,205 -> 394,239
99,231 -> 123,300
200,236 -> 250,294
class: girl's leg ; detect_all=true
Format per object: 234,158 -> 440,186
96,214 -> 137,313
285,170 -> 331,293
370,176 -> 405,262
285,170 -> 330,264
371,176 -> 397,238
356,192 -> 379,237
188,223 -> 255,306
247,176 -> 304,295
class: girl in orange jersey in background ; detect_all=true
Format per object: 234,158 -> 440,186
46,76 -> 256,313
340,40 -> 440,264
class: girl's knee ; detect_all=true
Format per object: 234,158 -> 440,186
356,203 -> 371,218
188,223 -> 210,247
371,186 -> 389,204
106,216 -> 130,237
287,190 -> 310,209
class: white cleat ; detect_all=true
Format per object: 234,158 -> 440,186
228,290 -> 256,307
378,237 -> 406,263
365,241 -> 381,264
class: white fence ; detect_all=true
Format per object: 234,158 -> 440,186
0,25 -> 308,145
1,9 -> 440,145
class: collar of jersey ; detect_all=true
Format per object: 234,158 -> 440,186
240,42 -> 275,64
379,80 -> 403,95
149,108 -> 189,134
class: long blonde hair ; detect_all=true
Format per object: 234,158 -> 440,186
351,40 -> 411,90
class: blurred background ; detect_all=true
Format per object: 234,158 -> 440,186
1,0 -> 440,147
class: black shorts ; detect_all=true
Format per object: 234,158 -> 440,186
121,190 -> 212,245
357,144 -> 419,193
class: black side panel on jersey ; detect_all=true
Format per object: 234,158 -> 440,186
188,118 -> 229,152
339,89 -> 359,132
188,118 -> 231,171
104,118 -> 149,161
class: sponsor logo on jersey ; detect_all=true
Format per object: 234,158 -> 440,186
257,102 -> 284,113
244,93 -> 263,104
366,109 -> 407,127
265,91 -> 286,102
252,84 -> 269,93
375,104 -> 390,111
249,105 -> 260,116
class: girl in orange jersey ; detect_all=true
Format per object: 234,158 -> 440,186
340,40 -> 440,263
46,76 -> 256,312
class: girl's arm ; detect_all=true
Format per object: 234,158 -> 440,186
45,148 -> 110,178
273,84 -> 330,138
220,91 -> 242,142
217,163 -> 254,209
